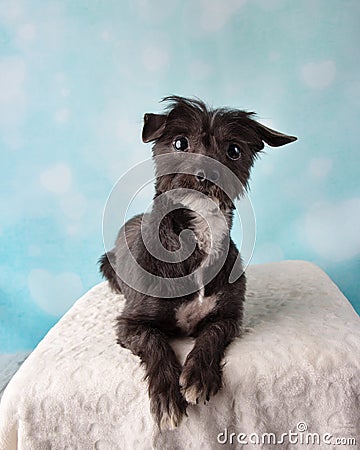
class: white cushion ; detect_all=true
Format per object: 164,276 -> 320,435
0,261 -> 359,449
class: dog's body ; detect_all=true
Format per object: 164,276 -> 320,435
99,96 -> 296,429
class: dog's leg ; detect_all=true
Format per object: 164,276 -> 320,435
180,251 -> 245,404
179,317 -> 239,405
116,317 -> 187,430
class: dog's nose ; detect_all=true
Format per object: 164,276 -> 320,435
195,169 -> 220,183
195,170 -> 206,182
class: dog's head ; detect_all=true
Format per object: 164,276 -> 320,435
142,96 -> 296,208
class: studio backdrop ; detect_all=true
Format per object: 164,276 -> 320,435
0,0 -> 359,352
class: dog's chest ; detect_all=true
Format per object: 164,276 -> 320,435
182,196 -> 229,263
175,292 -> 217,335
192,211 -> 226,260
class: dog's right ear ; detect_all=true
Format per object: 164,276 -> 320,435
142,113 -> 167,143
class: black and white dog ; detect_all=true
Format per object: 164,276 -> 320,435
99,96 -> 296,430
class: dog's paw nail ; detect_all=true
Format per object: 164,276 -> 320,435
158,403 -> 186,431
152,385 -> 188,431
159,411 -> 179,431
182,384 -> 201,405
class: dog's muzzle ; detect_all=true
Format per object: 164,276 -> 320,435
195,169 -> 220,183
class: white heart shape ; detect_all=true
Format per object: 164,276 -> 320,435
40,163 -> 72,194
304,198 -> 360,262
28,269 -> 83,316
301,60 -> 336,89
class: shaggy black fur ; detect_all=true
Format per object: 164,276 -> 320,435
99,96 -> 296,430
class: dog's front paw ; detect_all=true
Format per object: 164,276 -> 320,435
150,386 -> 188,431
179,355 -> 222,405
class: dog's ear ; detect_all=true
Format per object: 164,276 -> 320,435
251,120 -> 297,148
142,113 -> 167,143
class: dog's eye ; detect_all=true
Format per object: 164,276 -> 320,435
173,136 -> 189,152
227,143 -> 241,160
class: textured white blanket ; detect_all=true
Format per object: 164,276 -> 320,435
0,261 -> 359,449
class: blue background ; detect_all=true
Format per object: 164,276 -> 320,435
1,0 -> 359,352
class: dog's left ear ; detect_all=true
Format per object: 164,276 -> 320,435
251,120 -> 297,148
142,113 -> 167,143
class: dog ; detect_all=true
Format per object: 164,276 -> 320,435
99,96 -> 296,430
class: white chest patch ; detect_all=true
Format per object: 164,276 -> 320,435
175,293 -> 218,335
177,193 -> 230,264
